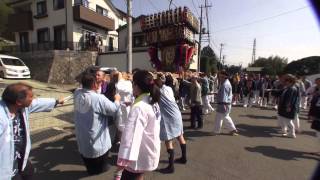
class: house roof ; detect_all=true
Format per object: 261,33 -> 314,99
116,15 -> 145,32
116,8 -> 127,18
104,0 -> 121,17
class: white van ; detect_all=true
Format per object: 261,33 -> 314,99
0,54 -> 31,79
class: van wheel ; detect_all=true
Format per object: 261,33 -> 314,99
0,71 -> 4,79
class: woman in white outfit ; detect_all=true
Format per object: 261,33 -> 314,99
115,70 -> 161,180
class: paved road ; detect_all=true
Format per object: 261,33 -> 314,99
2,79 -> 318,180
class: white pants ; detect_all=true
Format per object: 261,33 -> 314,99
209,94 -> 215,103
243,96 -> 253,107
202,95 -> 214,114
294,113 -> 300,131
253,90 -> 260,104
278,115 -> 295,136
213,112 -> 237,133
179,96 -> 186,110
301,96 -> 308,109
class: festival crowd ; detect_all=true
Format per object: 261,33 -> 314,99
0,66 -> 319,180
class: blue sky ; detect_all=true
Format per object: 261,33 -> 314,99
112,0 -> 320,67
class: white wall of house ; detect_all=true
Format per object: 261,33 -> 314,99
71,0 -> 125,50
98,51 -> 153,72
72,21 -> 108,45
31,0 -> 66,43
11,0 -> 125,49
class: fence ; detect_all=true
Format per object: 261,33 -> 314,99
0,42 -> 117,53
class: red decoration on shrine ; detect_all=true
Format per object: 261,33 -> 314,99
148,46 -> 161,70
142,6 -> 199,72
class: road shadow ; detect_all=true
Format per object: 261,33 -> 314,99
30,134 -> 88,180
54,111 -> 74,124
245,146 -> 320,161
237,124 -> 279,138
239,114 -> 277,120
301,130 -> 317,137
183,130 -> 213,138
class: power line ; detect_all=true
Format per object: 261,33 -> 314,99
214,6 -> 309,33
205,0 -> 211,44
146,0 -> 160,11
191,0 -> 200,17
168,0 -> 177,9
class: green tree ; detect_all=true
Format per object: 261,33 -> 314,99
0,1 -> 12,36
226,65 -> 242,75
249,55 -> 288,76
200,45 -> 218,74
283,56 -> 320,75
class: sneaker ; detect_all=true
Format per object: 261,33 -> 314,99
288,134 -> 296,138
243,104 -> 247,108
159,165 -> 175,174
211,132 -> 220,136
282,133 -> 288,137
230,130 -> 239,136
175,157 -> 187,164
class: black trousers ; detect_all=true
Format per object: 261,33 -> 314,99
190,105 -> 203,128
121,169 -> 143,180
12,160 -> 34,180
81,151 -> 110,175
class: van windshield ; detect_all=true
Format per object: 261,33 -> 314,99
1,58 -> 25,66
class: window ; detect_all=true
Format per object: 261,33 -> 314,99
53,0 -> 64,10
37,28 -> 50,43
96,5 -> 108,17
74,0 -> 89,7
54,25 -> 66,49
1,58 -> 25,66
36,1 -> 47,16
19,32 -> 29,52
133,34 -> 146,47
108,37 -> 114,51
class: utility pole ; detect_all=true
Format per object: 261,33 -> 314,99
219,43 -> 224,62
222,55 -> 226,66
251,38 -> 256,64
197,0 -> 212,72
197,5 -> 203,72
127,0 -> 132,73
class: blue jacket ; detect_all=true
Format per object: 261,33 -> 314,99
278,85 -> 300,119
74,89 -> 119,158
217,79 -> 233,104
217,79 -> 233,113
0,98 -> 56,180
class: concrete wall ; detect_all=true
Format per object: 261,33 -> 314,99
48,50 -> 97,84
8,50 -> 97,84
98,50 -> 153,72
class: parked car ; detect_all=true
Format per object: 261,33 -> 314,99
0,54 -> 31,79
